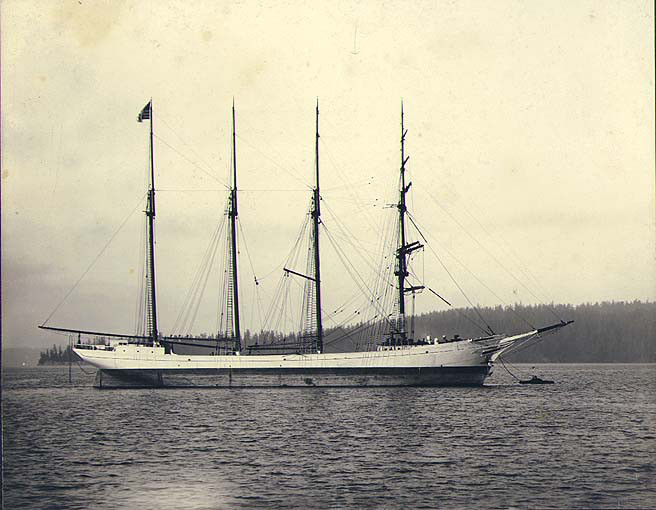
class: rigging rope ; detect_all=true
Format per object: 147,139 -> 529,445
75,358 -> 96,375
426,287 -> 492,336
154,134 -> 229,188
425,178 -> 565,321
134,206 -> 147,336
498,356 -> 521,382
321,223 -> 395,331
42,193 -> 148,326
157,114 -> 224,178
425,193 -> 564,322
417,224 -> 497,333
408,212 -> 536,330
262,209 -> 310,332
323,314 -> 381,350
235,133 -> 310,189
321,201 -> 396,298
499,356 -> 536,381
319,136 -> 381,235
237,218 -> 265,333
171,203 -> 227,335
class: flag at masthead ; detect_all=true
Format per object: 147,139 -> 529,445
137,101 -> 151,123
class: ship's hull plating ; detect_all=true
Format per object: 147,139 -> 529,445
74,336 -> 522,389
94,365 -> 491,388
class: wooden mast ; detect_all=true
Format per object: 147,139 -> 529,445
313,100 -> 324,353
146,100 -> 159,346
396,102 -> 409,344
229,99 -> 242,351
394,103 -> 424,344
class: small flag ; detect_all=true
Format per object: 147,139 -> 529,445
137,101 -> 151,122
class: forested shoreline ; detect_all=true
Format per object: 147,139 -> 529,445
38,344 -> 82,365
410,301 -> 654,363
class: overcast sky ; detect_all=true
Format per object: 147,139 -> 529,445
2,1 -> 654,348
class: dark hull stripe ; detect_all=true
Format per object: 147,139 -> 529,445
95,366 -> 492,389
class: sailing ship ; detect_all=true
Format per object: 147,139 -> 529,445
40,100 -> 572,388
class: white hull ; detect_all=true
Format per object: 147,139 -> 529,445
73,331 -> 542,388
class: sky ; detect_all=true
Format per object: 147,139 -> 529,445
2,0 -> 654,349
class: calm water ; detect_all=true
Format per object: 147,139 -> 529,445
2,364 -> 655,509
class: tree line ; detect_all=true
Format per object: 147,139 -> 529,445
38,344 -> 82,365
411,300 -> 655,362
244,300 -> 655,362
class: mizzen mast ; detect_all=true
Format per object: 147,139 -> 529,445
313,100 -> 324,353
138,100 -> 159,346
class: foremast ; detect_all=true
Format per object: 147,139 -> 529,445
228,100 -> 242,352
394,103 -> 423,344
138,100 -> 159,346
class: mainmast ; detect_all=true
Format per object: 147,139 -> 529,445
313,100 -> 324,353
394,102 -> 423,344
138,100 -> 159,346
229,100 -> 242,352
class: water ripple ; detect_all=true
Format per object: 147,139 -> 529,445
2,364 -> 655,509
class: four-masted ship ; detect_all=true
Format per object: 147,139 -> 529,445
40,100 -> 572,388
